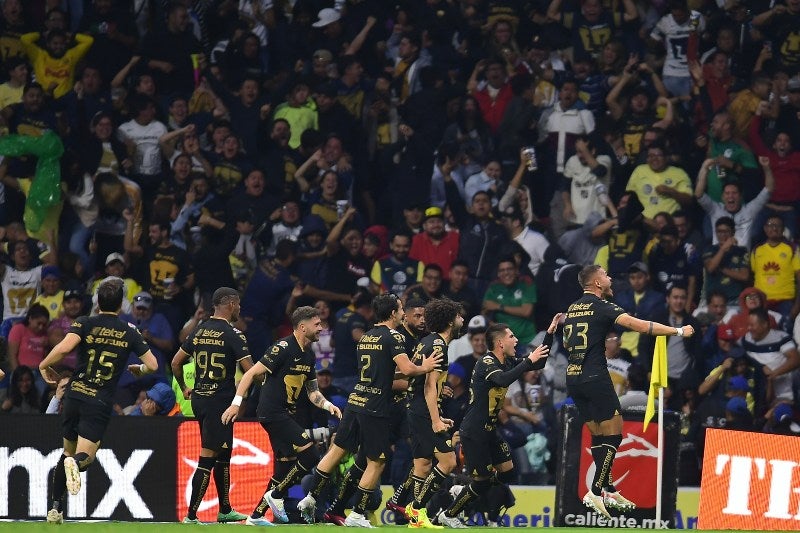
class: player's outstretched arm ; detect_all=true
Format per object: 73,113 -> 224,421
129,350 -> 159,377
221,361 -> 268,425
616,313 -> 694,337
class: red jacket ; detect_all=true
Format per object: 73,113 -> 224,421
749,115 -> 800,203
472,83 -> 513,135
409,231 -> 460,279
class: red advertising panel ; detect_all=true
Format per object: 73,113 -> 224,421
698,428 -> 800,530
578,420 -> 660,508
176,421 -> 274,522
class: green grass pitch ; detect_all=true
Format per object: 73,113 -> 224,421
0,524 -> 755,532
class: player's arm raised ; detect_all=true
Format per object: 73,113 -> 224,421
221,360 -> 269,424
616,313 -> 694,337
305,379 -> 342,419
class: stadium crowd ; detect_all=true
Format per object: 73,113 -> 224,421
0,0 -> 800,491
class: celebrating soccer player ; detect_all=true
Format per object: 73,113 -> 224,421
172,287 -> 254,524
39,277 -> 159,524
564,265 -> 694,518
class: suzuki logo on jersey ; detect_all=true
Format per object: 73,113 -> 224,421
0,447 -> 153,518
176,422 -> 274,521
578,422 -> 659,508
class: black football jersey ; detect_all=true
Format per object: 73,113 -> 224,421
181,317 -> 251,397
256,334 -> 316,419
563,293 -> 626,382
67,314 -> 150,404
460,352 -> 520,434
394,323 -> 421,403
347,325 -> 407,417
408,333 -> 449,419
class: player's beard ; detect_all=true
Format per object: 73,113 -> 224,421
307,332 -> 320,343
602,286 -> 613,299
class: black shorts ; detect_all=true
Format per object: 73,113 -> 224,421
62,395 -> 112,443
260,414 -> 313,457
409,412 -> 454,458
389,398 -> 409,443
567,376 -> 621,423
334,408 -> 391,460
460,429 -> 512,478
192,394 -> 233,451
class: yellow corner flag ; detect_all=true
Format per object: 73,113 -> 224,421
643,335 -> 668,431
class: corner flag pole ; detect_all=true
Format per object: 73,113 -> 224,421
656,386 -> 664,528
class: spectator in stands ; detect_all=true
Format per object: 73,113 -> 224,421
705,111 -> 759,202
482,257 -> 537,347
20,28 -> 93,99
561,135 -> 614,225
331,291 -> 372,393
127,382 -> 181,417
46,283 -> 84,372
501,206 -> 549,277
117,94 -> 168,202
409,206 -> 459,279
742,308 -> 800,414
0,56 -> 27,111
0,365 -> 40,414
605,331 -> 631,396
648,0 -> 703,99
451,316 -> 488,379
626,143 -> 693,221
442,260 -> 479,321
370,231 -> 423,296
122,291 -> 173,380
702,216 -> 751,305
7,303 -> 49,396
404,263 -> 444,304
751,214 -> 800,320
613,262 -> 664,359
748,107 -> 800,239
639,285 -> 702,409
546,0 -> 637,59
648,224 -> 699,310
33,266 -> 63,320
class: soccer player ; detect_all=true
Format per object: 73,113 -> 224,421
404,298 -> 464,528
564,265 -> 694,517
39,277 -> 159,524
434,319 -> 554,527
172,287 -> 254,524
325,297 -> 428,525
221,306 -> 342,525
297,294 -> 444,527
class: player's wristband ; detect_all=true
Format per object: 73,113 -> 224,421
232,395 -> 243,407
322,400 -> 333,413
139,363 -> 147,374
675,326 -> 684,337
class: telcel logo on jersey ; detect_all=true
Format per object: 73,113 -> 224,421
698,428 -> 800,530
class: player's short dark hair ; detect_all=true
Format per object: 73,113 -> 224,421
425,298 -> 462,334
212,287 -> 239,308
373,294 -> 400,322
405,297 -> 426,310
97,276 -> 124,312
291,306 -> 320,328
578,265 -> 603,289
486,323 -> 509,351
353,290 -> 373,310
748,307 -> 770,324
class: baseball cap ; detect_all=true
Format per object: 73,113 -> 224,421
727,375 -> 749,392
774,403 -> 793,423
312,8 -> 341,28
628,261 -> 648,274
133,291 -> 153,309
726,396 -> 749,416
105,252 -> 126,267
717,325 -> 737,341
63,282 -> 84,301
448,363 -> 467,382
315,359 -> 333,374
468,315 -> 487,332
42,265 -> 61,279
424,206 -> 444,220
145,382 -> 176,413
313,49 -> 333,62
